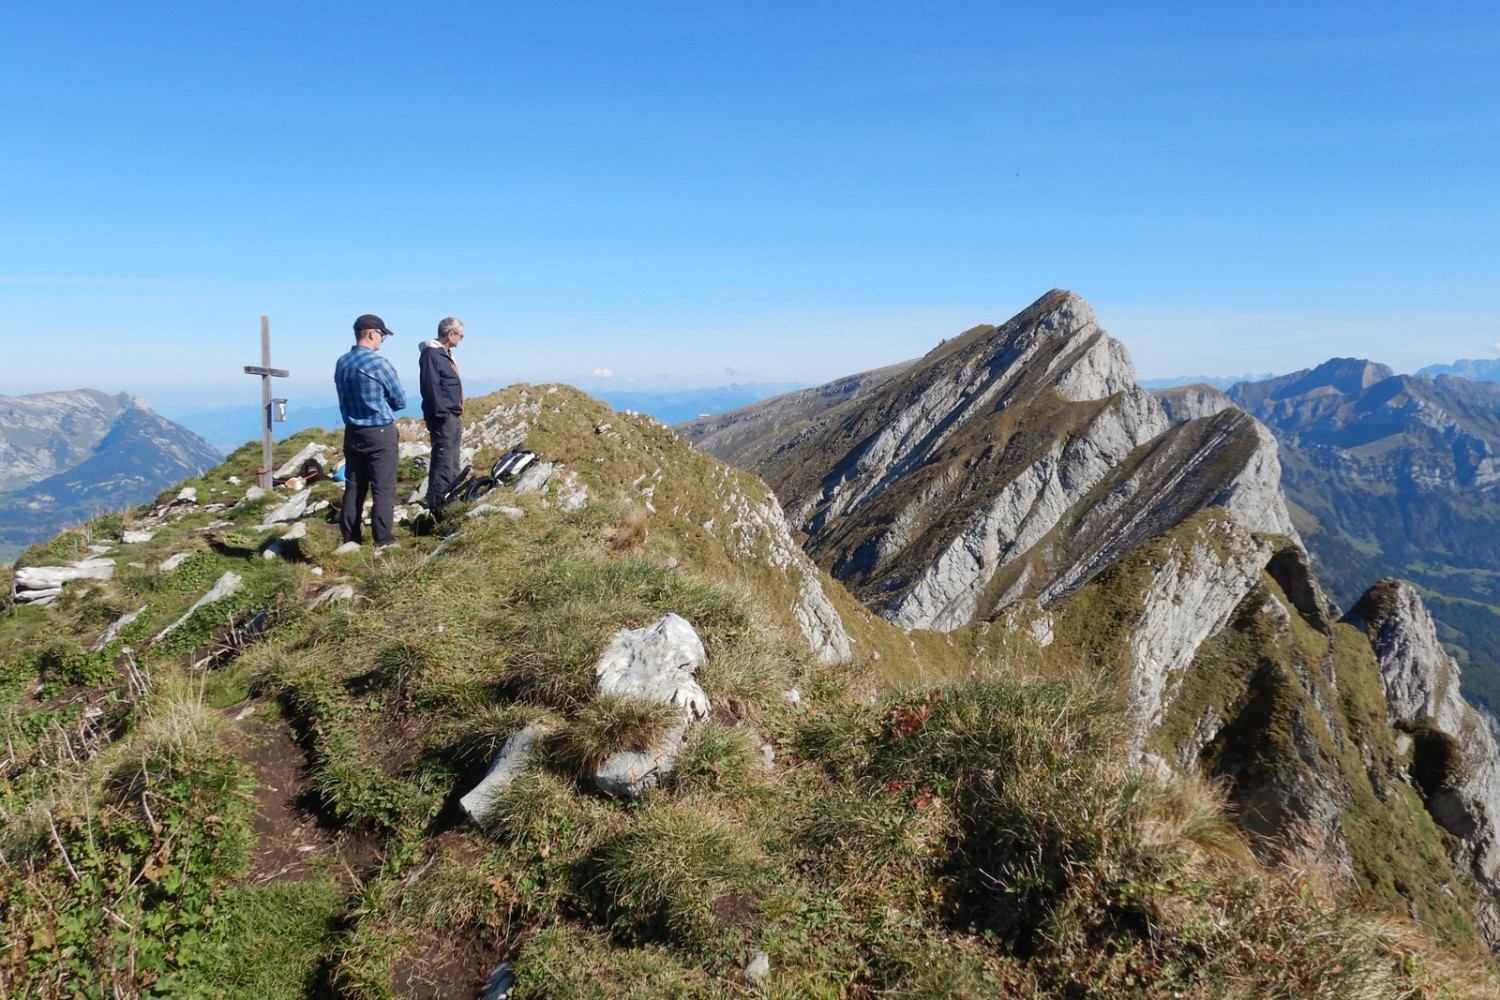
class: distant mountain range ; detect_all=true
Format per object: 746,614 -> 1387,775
1221,360 -> 1500,713
169,383 -> 808,453
1139,372 -> 1277,391
1418,358 -> 1500,382
0,390 -> 220,564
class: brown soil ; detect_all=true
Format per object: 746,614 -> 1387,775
389,832 -> 514,1000
391,925 -> 506,1000
221,700 -> 381,886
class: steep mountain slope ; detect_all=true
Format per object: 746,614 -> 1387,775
686,289 -> 1295,630
1344,579 -> 1500,944
1227,361 -> 1500,711
0,390 -> 221,563
5,383 -> 1498,995
679,289 -> 1500,950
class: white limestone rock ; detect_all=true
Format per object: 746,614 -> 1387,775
397,440 -> 432,460
90,605 -> 148,652
511,461 -> 555,496
260,489 -> 312,525
461,723 -> 554,825
1122,516 -> 1269,736
885,385 -> 1170,630
273,442 -> 334,479
151,572 -> 243,643
465,504 -> 526,521
310,584 -> 356,608
159,552 -> 191,572
595,721 -> 691,799
14,559 -> 116,591
591,614 -> 711,797
743,951 -> 770,983
594,613 -> 711,716
793,569 -> 852,665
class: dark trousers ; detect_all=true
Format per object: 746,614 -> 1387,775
425,413 -> 463,514
340,423 -> 398,546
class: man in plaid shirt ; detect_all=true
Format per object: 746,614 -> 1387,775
334,314 -> 407,552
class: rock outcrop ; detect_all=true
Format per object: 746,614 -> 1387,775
592,613 -> 711,798
1154,382 -> 1236,424
1344,579 -> 1500,945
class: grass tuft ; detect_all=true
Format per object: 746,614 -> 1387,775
593,800 -> 766,944
556,695 -> 684,776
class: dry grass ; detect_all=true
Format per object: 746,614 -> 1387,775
608,504 -> 650,554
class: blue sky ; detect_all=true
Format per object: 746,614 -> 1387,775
3,1 -> 1497,413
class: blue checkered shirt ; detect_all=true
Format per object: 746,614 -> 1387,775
334,346 -> 407,426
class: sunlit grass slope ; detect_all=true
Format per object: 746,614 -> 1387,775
0,385 -> 1493,998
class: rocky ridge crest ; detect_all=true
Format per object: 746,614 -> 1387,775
1344,579 -> 1500,943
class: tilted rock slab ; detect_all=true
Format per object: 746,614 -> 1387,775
14,558 -> 116,593
460,722 -> 555,825
1119,515 -> 1270,735
272,441 -> 335,479
1343,579 -> 1500,948
151,571 -> 243,643
592,613 -> 711,797
259,489 -> 312,526
90,604 -> 148,652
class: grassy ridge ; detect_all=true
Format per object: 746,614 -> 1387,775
1,387 -> 1495,997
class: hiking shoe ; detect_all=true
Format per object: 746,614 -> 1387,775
335,541 -> 361,554
375,543 -> 401,555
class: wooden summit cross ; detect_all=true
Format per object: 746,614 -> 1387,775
243,316 -> 290,489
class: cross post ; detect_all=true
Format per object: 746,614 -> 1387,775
243,316 -> 290,489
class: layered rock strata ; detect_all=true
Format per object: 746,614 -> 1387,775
687,289 -> 1296,633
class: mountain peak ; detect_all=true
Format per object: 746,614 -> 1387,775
1307,357 -> 1394,393
684,291 -> 1295,631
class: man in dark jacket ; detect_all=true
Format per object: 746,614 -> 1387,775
419,317 -> 466,517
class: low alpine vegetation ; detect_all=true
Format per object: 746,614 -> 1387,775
1,389 -> 1495,998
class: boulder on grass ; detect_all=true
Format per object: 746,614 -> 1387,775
590,613 -> 711,798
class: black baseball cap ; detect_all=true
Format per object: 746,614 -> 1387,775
354,314 -> 395,338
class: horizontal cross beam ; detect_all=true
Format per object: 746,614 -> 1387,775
244,365 -> 290,378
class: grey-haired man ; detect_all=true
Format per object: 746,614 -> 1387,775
419,316 -> 466,517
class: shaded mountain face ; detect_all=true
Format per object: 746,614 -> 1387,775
0,390 -> 222,562
1226,362 -> 1500,712
684,289 -> 1294,630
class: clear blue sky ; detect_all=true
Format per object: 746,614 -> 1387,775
3,1 -> 1497,412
